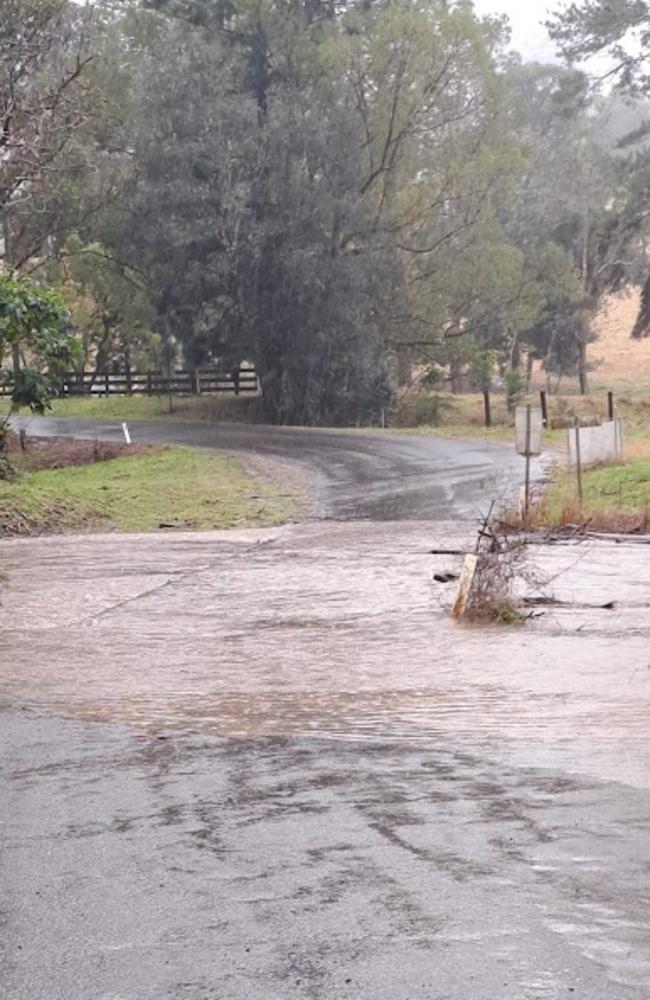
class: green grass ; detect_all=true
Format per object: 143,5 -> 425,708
359,423 -> 515,444
0,446 -> 299,535
0,394 -> 262,423
527,457 -> 650,532
548,458 -> 650,510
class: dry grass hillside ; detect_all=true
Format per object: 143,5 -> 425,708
591,288 -> 650,389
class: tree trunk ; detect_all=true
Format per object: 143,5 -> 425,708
526,351 -> 534,388
579,203 -> 590,396
397,347 -> 412,388
578,333 -> 589,396
510,332 -> 520,370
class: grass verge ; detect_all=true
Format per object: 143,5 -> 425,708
0,394 -> 263,423
516,458 -> 650,533
0,445 -> 299,536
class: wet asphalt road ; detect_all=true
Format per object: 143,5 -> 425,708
11,415 -> 527,520
2,425 -> 649,999
6,713 -> 650,1000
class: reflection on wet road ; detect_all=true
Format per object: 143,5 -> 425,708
13,415 -> 530,520
2,521 -> 650,998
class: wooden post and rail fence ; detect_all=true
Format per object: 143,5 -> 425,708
0,367 -> 260,399
480,387 -> 618,430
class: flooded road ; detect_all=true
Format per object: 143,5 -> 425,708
2,521 -> 650,998
12,415 -> 528,520
2,522 -> 649,784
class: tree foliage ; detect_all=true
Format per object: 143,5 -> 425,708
0,274 -> 78,416
548,2 -> 650,341
549,1 -> 650,92
5,0 -> 650,418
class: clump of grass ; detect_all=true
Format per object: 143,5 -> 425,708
489,600 -> 526,625
463,550 -> 526,625
533,499 -> 650,534
464,549 -> 521,625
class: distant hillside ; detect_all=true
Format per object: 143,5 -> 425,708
592,288 -> 650,384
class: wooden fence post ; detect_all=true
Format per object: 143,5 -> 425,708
540,390 -> 548,428
608,390 -> 615,421
574,416 -> 583,505
524,404 -> 532,515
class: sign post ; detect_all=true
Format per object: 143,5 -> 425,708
515,405 -> 543,516
524,405 -> 532,514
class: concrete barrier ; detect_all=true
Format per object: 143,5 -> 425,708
567,419 -> 623,469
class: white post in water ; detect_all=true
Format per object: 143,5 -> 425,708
452,555 -> 479,620
122,422 -> 131,445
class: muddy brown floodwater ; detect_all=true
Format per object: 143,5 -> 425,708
2,522 -> 650,782
2,521 -> 650,999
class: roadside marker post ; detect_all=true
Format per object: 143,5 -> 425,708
122,422 -> 132,445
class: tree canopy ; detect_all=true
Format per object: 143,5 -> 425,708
3,0 -> 650,421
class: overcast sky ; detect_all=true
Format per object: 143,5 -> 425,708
473,0 -> 559,62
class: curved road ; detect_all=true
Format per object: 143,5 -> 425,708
12,415 -> 525,520
16,416 -> 646,1000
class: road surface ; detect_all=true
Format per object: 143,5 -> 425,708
11,415 -> 528,520
2,421 -> 649,1000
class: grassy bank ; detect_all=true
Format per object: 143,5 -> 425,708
522,458 -> 650,533
0,394 -> 263,423
0,445 -> 299,535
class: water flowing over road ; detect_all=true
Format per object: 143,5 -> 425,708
2,418 -> 649,1000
